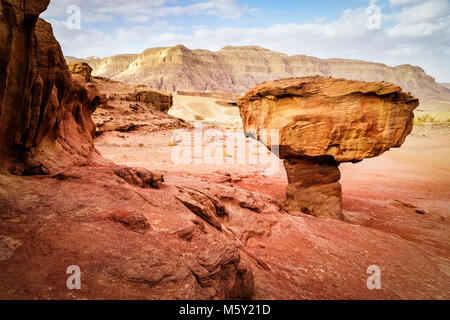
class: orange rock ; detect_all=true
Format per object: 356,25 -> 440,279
68,62 -> 93,82
238,76 -> 419,219
0,7 -> 106,174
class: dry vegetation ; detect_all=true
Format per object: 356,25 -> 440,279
414,110 -> 450,125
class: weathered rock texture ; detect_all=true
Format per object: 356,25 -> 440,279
237,77 -> 419,219
71,45 -> 450,104
68,62 -> 92,82
0,1 -> 106,174
0,1 -> 255,299
2,1 -> 448,301
81,77 -> 188,134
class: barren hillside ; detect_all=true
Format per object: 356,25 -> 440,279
68,45 -> 450,104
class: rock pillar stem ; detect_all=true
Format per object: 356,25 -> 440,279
283,156 -> 343,220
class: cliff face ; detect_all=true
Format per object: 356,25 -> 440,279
0,1 -> 106,174
75,45 -> 450,104
87,77 -> 189,134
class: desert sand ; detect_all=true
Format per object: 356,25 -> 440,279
169,94 -> 241,123
94,95 -> 450,299
1,0 -> 449,300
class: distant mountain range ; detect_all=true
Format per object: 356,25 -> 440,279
440,83 -> 450,90
65,45 -> 450,105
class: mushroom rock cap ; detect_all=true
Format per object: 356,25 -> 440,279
237,76 -> 419,162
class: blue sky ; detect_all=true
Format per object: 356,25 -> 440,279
41,0 -> 450,82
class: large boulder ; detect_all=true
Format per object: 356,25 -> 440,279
0,1 -> 106,174
68,62 -> 93,82
237,76 -> 419,219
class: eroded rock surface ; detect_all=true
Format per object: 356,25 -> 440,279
0,0 -> 254,299
84,78 -> 188,134
1,1 -> 448,301
238,77 -> 419,219
0,2 -> 106,174
68,62 -> 93,82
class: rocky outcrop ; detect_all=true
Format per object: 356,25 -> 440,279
0,1 -> 106,174
85,78 -> 187,134
0,0 -> 255,299
2,1 -> 449,301
74,45 -> 450,104
68,62 -> 93,82
85,54 -> 139,79
237,77 -> 419,220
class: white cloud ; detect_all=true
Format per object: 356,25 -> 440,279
46,1 -> 450,82
125,15 -> 151,24
392,0 -> 450,24
42,0 -> 248,20
386,21 -> 444,37
389,0 -> 427,7
387,47 -> 415,56
314,16 -> 327,23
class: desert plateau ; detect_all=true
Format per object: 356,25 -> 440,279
0,0 -> 449,305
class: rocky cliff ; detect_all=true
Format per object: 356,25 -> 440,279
72,45 -> 450,104
88,77 -> 189,134
0,0 -> 256,299
441,83 -> 450,90
0,0 -> 107,174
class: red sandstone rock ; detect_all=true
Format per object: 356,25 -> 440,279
0,0 -> 448,301
237,77 -> 419,219
88,78 -> 189,134
0,5 -> 106,174
68,62 -> 93,82
0,0 -> 255,299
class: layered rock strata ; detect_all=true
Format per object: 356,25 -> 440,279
73,45 -> 450,104
0,1 -> 106,174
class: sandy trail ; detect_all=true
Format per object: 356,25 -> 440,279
169,94 -> 241,123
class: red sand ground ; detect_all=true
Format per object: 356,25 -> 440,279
94,129 -> 450,299
1,129 -> 448,299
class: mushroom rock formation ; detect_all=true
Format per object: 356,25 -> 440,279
237,76 -> 419,220
0,1 -> 106,174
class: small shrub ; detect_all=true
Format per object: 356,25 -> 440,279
168,138 -> 180,147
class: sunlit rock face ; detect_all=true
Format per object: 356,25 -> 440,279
77,45 -> 450,103
0,0 -> 106,174
238,76 -> 419,219
68,62 -> 93,82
